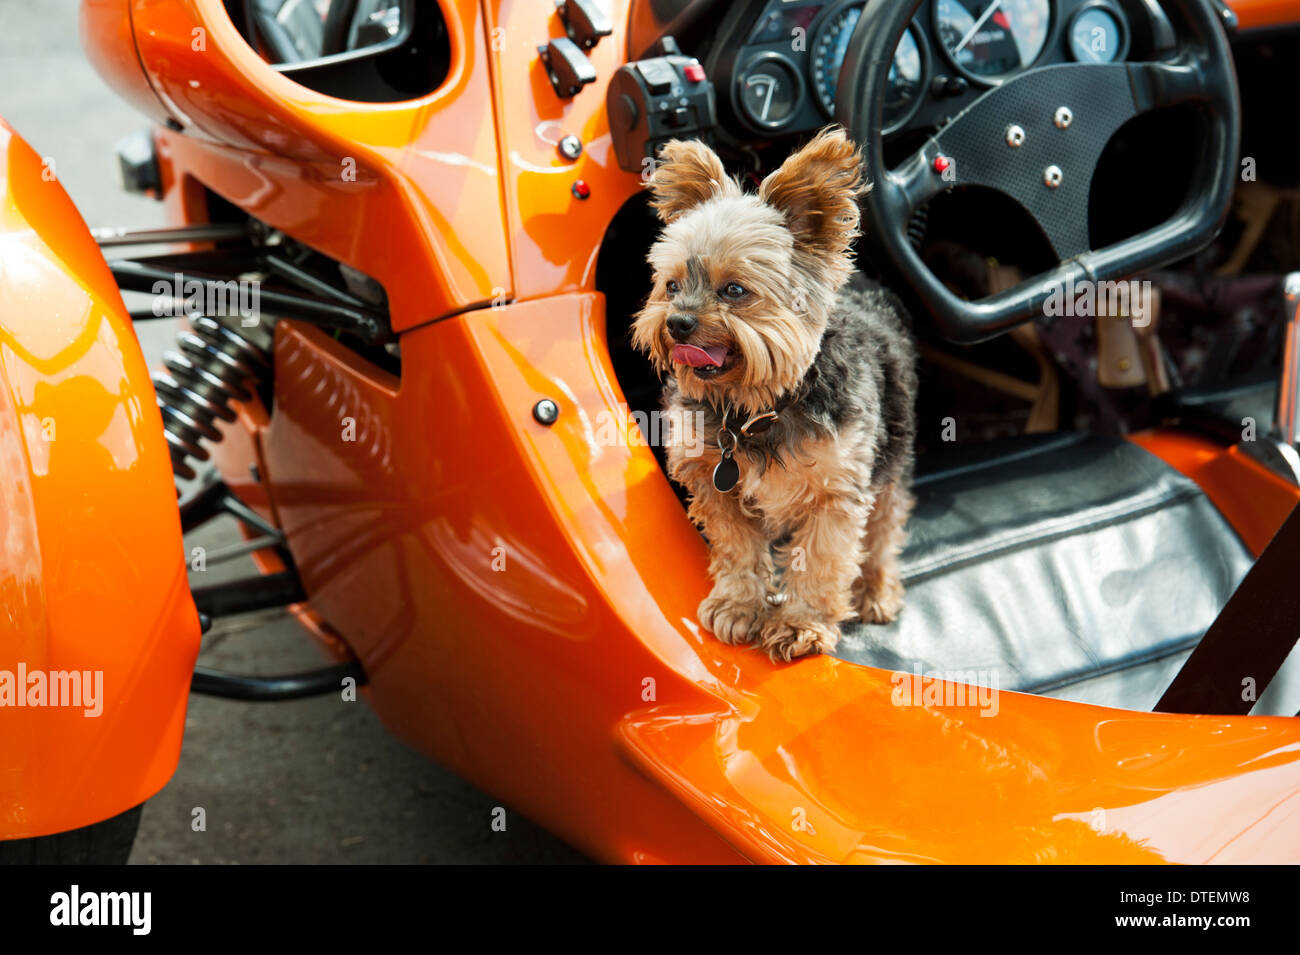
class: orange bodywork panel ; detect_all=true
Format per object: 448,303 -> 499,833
1228,0 -> 1300,30
68,0 -> 1300,861
484,0 -> 641,301
251,296 -> 1300,864
107,0 -> 512,333
1129,430 -> 1300,556
0,121 -> 200,839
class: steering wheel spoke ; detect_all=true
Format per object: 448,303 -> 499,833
886,146 -> 952,222
1128,58 -> 1211,112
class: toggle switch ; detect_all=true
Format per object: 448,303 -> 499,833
557,0 -> 612,51
539,37 -> 597,99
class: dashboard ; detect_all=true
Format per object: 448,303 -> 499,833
711,0 -> 1166,140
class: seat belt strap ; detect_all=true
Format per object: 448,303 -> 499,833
1155,501 -> 1300,715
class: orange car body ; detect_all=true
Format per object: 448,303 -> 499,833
0,120 -> 200,839
1,0 -> 1298,861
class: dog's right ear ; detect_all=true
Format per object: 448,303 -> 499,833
647,139 -> 740,223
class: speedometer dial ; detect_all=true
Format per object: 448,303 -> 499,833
934,0 -> 1051,81
812,5 -> 925,132
811,6 -> 863,118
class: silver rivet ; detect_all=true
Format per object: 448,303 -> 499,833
1044,165 -> 1063,189
558,135 -> 583,160
1005,124 -> 1026,148
533,399 -> 559,425
1054,107 -> 1074,129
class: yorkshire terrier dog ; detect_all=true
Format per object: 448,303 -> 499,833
632,127 -> 917,661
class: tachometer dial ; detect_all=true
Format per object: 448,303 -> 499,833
934,0 -> 1051,81
812,5 -> 924,132
811,5 -> 863,118
885,27 -> 925,131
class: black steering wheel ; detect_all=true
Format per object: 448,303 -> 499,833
837,0 -> 1240,343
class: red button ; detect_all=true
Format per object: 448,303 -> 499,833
571,180 -> 591,200
932,155 -> 952,174
684,63 -> 706,83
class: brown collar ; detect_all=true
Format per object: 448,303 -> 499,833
718,391 -> 796,440
711,395 -> 795,493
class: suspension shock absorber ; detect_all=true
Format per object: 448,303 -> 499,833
151,315 -> 271,480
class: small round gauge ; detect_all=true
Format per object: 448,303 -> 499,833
885,28 -> 925,131
1069,6 -> 1127,64
738,54 -> 803,131
934,0 -> 1051,81
812,6 -> 925,131
811,5 -> 863,118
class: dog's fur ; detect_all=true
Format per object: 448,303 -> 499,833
632,128 -> 917,661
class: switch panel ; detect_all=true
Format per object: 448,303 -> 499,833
607,42 -> 717,174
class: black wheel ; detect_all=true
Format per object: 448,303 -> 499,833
0,804 -> 142,865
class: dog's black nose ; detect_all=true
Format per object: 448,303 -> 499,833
667,313 -> 698,341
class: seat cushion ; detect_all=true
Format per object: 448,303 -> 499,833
835,433 -> 1266,711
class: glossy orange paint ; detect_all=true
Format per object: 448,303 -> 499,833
252,298 -> 1300,864
0,121 -> 200,839
484,0 -> 641,302
1129,429 -> 1300,555
74,0 -> 1300,862
120,0 -> 512,332
1228,0 -> 1300,30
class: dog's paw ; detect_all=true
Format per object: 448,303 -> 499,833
858,572 -> 904,625
758,615 -> 840,662
699,594 -> 765,645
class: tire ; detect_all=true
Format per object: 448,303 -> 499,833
0,804 -> 143,865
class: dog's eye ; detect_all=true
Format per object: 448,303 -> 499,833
666,279 -> 681,296
721,283 -> 747,300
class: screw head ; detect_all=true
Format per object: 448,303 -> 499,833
1005,124 -> 1026,148
533,399 -> 559,425
1054,106 -> 1074,129
558,135 -> 583,160
1044,165 -> 1063,189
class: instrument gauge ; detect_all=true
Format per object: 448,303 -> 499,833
934,0 -> 1051,81
1069,5 -> 1128,64
811,5 -> 925,132
884,27 -> 925,132
738,54 -> 803,131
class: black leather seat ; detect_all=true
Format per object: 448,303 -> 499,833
836,432 -> 1299,714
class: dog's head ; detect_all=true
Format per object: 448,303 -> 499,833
631,127 -> 863,410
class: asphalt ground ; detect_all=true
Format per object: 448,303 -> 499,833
1,0 -> 586,864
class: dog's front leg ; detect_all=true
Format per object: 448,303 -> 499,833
689,487 -> 774,646
673,447 -> 774,645
760,495 -> 870,661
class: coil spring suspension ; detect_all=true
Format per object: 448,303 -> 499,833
152,315 -> 271,480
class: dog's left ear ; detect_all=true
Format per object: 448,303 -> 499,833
759,127 -> 863,257
648,139 -> 741,223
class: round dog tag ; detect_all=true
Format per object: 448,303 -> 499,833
713,451 -> 740,493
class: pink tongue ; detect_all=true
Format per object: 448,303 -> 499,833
670,344 -> 728,368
